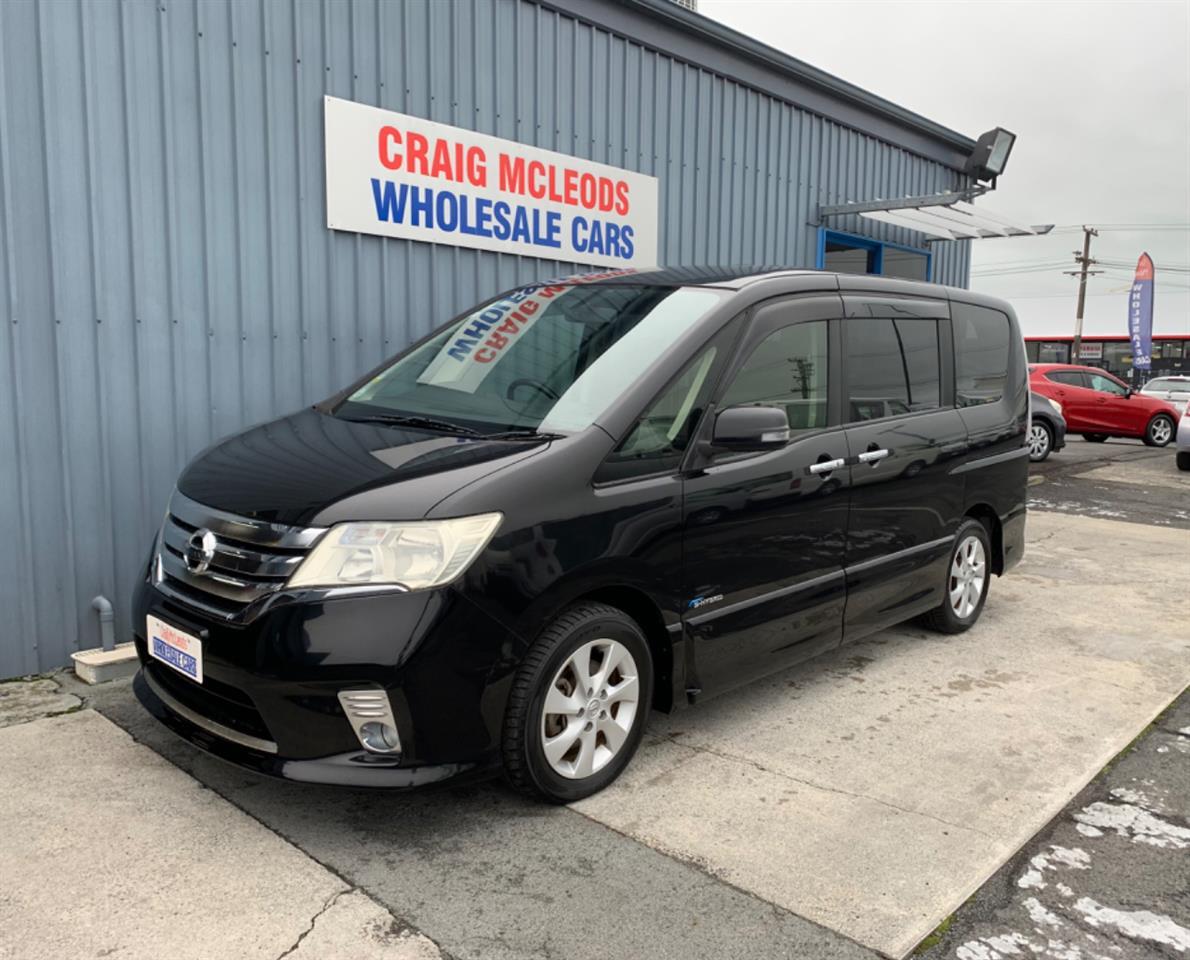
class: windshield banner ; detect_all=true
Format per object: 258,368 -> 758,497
1127,252 -> 1154,371
324,96 -> 659,269
416,268 -> 634,393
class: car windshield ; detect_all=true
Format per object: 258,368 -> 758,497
337,283 -> 726,435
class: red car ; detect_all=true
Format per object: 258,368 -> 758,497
1029,364 -> 1180,447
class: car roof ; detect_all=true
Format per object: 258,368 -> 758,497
555,265 -> 980,301
558,265 -> 822,288
1029,363 -> 1105,372
1145,374 -> 1190,381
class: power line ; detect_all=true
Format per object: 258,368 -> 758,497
1099,260 -> 1190,274
1049,223 -> 1190,232
973,259 -> 1190,278
986,290 -> 1190,300
971,263 -> 1072,277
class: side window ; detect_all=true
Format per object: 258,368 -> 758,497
1087,372 -> 1128,396
845,318 -> 941,422
720,320 -> 829,433
595,347 -> 719,482
954,303 -> 1011,407
1046,371 -> 1085,388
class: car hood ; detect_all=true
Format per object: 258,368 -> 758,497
177,407 -> 550,527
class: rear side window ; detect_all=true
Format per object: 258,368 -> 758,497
845,318 -> 941,422
1046,371 -> 1085,387
954,303 -> 1011,407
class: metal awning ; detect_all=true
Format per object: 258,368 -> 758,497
818,191 -> 1053,241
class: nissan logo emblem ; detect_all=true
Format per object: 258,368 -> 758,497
184,528 -> 218,575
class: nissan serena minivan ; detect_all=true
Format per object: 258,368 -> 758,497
133,267 -> 1028,803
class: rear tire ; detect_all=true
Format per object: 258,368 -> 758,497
920,519 -> 991,635
1177,451 -> 1190,472
1143,414 -> 1175,447
503,602 -> 652,804
1027,421 -> 1053,462
1082,434 -> 1108,443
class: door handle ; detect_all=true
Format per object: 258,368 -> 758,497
858,448 -> 890,464
808,458 -> 845,476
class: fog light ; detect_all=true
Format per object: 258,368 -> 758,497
337,689 -> 402,755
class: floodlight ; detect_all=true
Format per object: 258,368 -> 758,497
965,128 -> 1017,182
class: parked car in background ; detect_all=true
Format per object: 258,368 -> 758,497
1028,392 -> 1066,462
1177,404 -> 1190,472
1029,364 -> 1180,447
1140,375 -> 1190,412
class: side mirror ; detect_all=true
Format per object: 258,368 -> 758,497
711,404 -> 790,451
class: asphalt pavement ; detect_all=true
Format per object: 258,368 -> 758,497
1028,435 -> 1190,529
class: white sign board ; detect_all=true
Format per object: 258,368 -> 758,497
324,96 -> 659,269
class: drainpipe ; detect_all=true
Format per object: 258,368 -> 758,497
91,596 -> 115,652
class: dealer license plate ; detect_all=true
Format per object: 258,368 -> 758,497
146,614 -> 204,683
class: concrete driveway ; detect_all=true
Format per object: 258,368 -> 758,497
58,506 -> 1187,960
0,706 -> 441,960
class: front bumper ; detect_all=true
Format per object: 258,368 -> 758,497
132,573 -> 523,786
133,671 -> 479,786
1051,415 -> 1067,452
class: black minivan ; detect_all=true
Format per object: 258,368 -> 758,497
134,267 -> 1028,802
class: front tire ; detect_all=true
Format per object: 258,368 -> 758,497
503,602 -> 652,803
1027,421 -> 1053,462
920,519 -> 991,635
1144,414 -> 1175,447
1177,451 -> 1190,471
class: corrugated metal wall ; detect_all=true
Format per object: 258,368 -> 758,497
0,0 -> 971,677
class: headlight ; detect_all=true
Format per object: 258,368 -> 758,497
287,513 -> 502,591
1052,400 -> 1062,416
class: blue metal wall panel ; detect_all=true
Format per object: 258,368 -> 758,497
0,0 -> 971,677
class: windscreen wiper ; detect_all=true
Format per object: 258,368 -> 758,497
340,413 -> 484,438
483,428 -> 566,441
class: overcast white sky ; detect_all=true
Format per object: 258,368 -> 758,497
700,0 -> 1190,337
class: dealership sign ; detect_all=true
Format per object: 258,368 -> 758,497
324,96 -> 659,268
1127,252 -> 1154,371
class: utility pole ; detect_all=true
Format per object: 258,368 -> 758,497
1065,226 -> 1100,357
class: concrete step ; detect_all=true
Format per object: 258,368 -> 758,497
71,643 -> 139,685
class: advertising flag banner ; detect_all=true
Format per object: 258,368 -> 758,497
324,96 -> 659,269
1127,253 -> 1154,371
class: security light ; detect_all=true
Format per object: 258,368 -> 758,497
965,127 -> 1017,182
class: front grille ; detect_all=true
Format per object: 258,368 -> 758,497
155,490 -> 326,618
146,660 -> 273,743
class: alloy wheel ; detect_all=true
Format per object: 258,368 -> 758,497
949,535 -> 986,620
1150,417 -> 1173,445
540,639 -> 640,780
1027,423 -> 1050,460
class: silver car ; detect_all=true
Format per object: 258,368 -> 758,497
1140,375 -> 1190,409
1177,402 -> 1190,472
